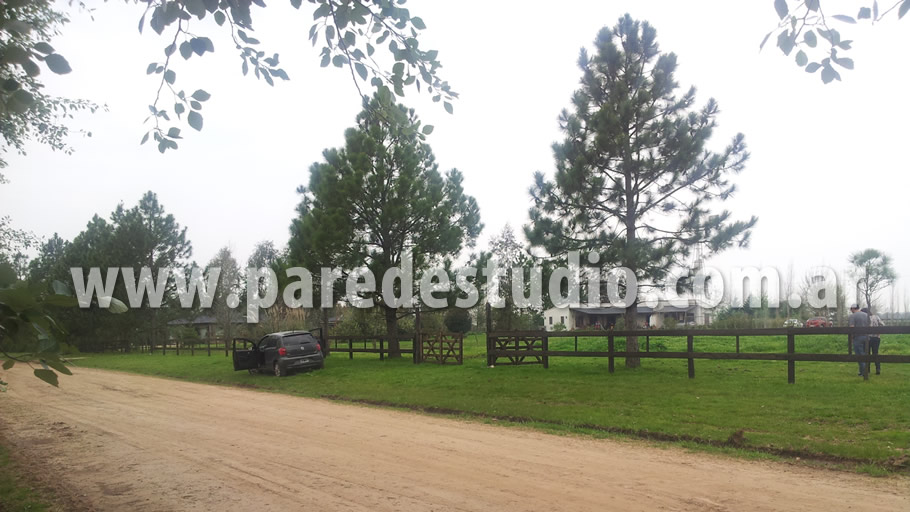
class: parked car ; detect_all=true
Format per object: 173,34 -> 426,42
782,318 -> 802,327
232,330 -> 325,377
805,317 -> 832,328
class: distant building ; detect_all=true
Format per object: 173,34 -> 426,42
543,299 -> 713,331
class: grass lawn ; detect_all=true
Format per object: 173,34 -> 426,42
72,333 -> 910,473
0,443 -> 53,512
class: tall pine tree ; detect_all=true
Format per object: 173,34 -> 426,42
290,93 -> 481,357
527,15 -> 756,367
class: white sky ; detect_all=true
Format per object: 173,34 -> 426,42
2,0 -> 909,310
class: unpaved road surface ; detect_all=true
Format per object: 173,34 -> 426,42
0,367 -> 906,511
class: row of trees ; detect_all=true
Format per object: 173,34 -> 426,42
4,7 -> 905,380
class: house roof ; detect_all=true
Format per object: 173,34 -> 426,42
168,314 -> 245,326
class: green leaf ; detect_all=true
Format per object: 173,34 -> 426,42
191,89 -> 211,101
774,0 -> 789,19
43,294 -> 78,307
51,280 -> 70,296
776,31 -> 795,55
804,30 -> 817,48
806,0 -> 819,11
34,369 -> 59,387
190,100 -> 202,110
795,50 -> 808,66
45,54 -> 72,74
175,102 -> 185,115
900,0 -> 910,19
444,101 -> 453,114
354,62 -> 368,80
33,42 -> 54,54
411,17 -> 426,30
421,124 -> 434,135
2,78 -> 19,92
188,111 -> 204,131
2,359 -> 14,370
320,54 -> 330,67
167,127 -> 182,138
164,69 -> 176,84
147,62 -> 157,74
180,41 -> 193,60
831,14 -> 856,24
107,297 -> 129,314
291,0 -> 302,8
214,10 -> 225,25
857,7 -> 872,19
332,55 -> 347,67
141,132 -> 150,145
834,56 -> 855,69
42,357 -> 72,376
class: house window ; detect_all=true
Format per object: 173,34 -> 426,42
549,317 -> 553,325
560,316 -> 565,324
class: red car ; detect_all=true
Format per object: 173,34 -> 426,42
805,317 -> 832,328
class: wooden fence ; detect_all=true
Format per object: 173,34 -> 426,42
486,324 -> 910,383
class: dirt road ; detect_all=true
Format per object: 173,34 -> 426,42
0,367 -> 906,511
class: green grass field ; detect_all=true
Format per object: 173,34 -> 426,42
72,333 -> 910,473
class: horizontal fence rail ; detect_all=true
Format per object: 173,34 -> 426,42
486,326 -> 910,383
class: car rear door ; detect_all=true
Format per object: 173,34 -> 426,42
232,338 -> 259,371
259,336 -> 278,367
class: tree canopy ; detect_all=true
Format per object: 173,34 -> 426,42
289,92 -> 481,355
849,248 -> 896,311
527,15 -> 756,367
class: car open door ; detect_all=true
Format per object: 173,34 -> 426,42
232,338 -> 259,371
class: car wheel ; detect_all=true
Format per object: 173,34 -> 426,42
274,362 -> 286,377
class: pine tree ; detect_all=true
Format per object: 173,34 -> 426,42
527,15 -> 756,368
290,93 -> 481,357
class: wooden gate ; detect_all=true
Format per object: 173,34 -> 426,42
420,333 -> 463,365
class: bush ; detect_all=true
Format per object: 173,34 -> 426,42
663,317 -> 678,329
444,308 -> 472,334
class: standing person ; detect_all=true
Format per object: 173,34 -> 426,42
863,307 -> 885,375
848,304 -> 870,377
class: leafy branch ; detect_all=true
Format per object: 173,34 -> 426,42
763,0 -> 910,83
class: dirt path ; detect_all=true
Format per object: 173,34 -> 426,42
0,367 -> 906,511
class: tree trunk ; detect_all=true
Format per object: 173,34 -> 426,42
624,303 -> 640,368
383,306 -> 402,358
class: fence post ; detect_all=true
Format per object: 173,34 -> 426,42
415,306 -> 422,364
176,340 -> 180,356
349,338 -> 354,360
574,335 -> 578,352
608,334 -> 615,374
543,335 -> 549,369
162,341 -> 166,356
787,333 -> 795,384
646,335 -> 650,353
687,334 -> 695,379
207,339 -> 211,356
224,338 -> 228,357
847,333 -> 853,355
485,302 -> 493,367
380,337 -> 384,361
736,335 -> 740,354
191,342 -> 195,356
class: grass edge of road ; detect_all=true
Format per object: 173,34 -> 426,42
0,439 -> 55,512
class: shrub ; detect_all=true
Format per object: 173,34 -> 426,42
444,308 -> 472,334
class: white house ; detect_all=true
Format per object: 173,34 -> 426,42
543,299 -> 713,331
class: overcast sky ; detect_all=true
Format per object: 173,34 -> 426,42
2,0 -> 909,310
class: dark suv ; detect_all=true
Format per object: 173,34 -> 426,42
232,331 -> 325,377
